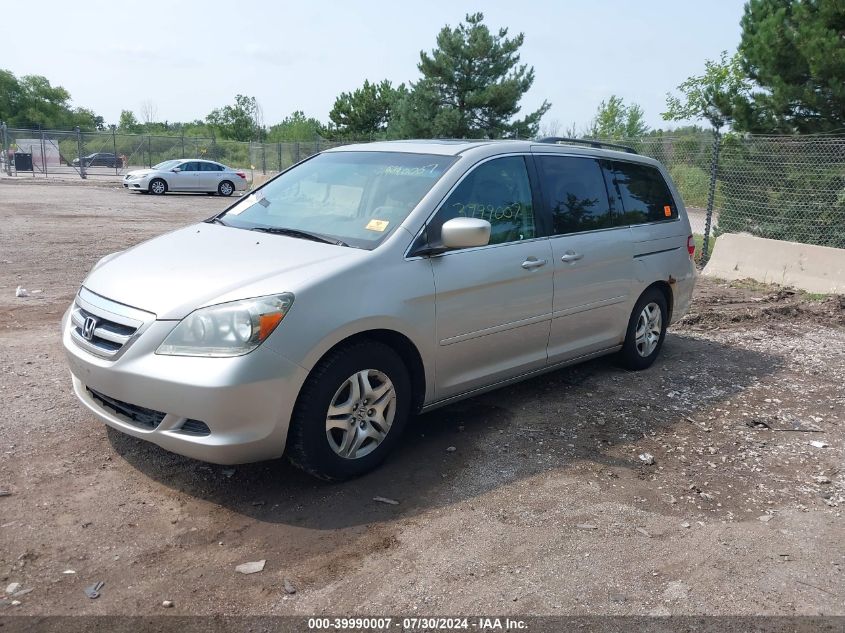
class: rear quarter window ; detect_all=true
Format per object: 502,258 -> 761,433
610,161 -> 677,225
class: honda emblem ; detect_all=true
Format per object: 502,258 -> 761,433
81,316 -> 98,341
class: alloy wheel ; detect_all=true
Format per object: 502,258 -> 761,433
635,302 -> 662,357
325,369 -> 396,459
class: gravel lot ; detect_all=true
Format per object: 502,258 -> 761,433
0,179 -> 843,616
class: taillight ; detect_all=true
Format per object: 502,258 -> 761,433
236,171 -> 246,179
687,235 -> 695,259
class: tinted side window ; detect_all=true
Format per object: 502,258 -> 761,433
430,156 -> 536,246
537,156 -> 611,235
181,162 -> 197,172
611,161 -> 677,224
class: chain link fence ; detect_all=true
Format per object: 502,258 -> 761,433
2,125 -> 844,264
0,125 -> 345,183
592,132 -> 845,263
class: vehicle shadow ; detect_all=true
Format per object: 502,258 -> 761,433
108,331 -> 779,531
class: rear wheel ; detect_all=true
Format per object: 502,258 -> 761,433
619,287 -> 668,370
218,180 -> 234,196
287,341 -> 411,481
149,178 -> 167,195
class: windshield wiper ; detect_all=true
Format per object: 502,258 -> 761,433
206,217 -> 230,226
249,226 -> 348,247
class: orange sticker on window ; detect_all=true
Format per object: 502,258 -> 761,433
365,219 -> 389,232
664,205 -> 672,217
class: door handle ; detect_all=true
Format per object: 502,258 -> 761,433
521,258 -> 547,270
560,252 -> 584,263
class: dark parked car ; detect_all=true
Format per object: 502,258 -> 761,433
72,152 -> 124,168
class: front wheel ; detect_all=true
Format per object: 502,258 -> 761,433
149,178 -> 167,195
217,180 -> 234,196
619,288 -> 668,370
286,341 -> 411,481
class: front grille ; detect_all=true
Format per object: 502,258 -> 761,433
87,388 -> 165,430
69,288 -> 152,359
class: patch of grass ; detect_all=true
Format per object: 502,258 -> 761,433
727,278 -> 777,292
803,292 -> 829,302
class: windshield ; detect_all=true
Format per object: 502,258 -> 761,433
218,151 -> 455,249
153,160 -> 181,170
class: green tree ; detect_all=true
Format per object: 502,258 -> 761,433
0,69 -> 22,124
662,51 -> 751,130
267,110 -> 324,141
0,69 -> 101,130
588,95 -> 649,139
734,0 -> 845,133
394,12 -> 550,139
328,80 -> 405,137
206,95 -> 263,141
117,110 -> 141,133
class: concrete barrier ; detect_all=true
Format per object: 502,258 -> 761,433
702,233 -> 845,294
251,173 -> 275,188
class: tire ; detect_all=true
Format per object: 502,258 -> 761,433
287,340 -> 411,481
149,178 -> 167,195
217,180 -> 235,197
619,287 -> 668,370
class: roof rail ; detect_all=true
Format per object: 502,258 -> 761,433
535,137 -> 638,154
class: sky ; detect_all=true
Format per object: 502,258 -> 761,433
4,0 -> 747,132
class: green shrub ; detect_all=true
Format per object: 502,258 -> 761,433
669,163 -> 723,209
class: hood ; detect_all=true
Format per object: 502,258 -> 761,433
126,168 -> 154,177
83,224 -> 364,319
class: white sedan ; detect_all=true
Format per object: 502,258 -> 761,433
123,159 -> 248,196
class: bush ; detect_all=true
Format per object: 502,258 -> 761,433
669,163 -> 723,209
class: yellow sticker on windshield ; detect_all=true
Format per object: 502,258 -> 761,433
366,219 -> 390,232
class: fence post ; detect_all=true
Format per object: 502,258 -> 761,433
261,143 -> 267,175
111,125 -> 118,175
0,122 -> 9,176
40,128 -> 47,176
277,143 -> 282,171
76,126 -> 86,179
181,133 -> 185,158
294,141 -> 300,164
147,135 -> 152,168
701,130 -> 721,264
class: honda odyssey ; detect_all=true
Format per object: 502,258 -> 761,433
63,138 -> 696,480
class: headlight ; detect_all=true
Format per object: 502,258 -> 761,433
156,293 -> 294,357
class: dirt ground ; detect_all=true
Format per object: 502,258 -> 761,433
0,179 -> 843,616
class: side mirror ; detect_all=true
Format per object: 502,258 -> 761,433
441,217 -> 491,249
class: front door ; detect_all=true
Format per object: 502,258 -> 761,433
172,161 -> 200,191
428,155 -> 553,400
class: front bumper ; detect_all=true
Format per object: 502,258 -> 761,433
123,176 -> 150,190
62,304 -> 309,465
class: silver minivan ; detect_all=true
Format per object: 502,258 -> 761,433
63,139 -> 696,480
